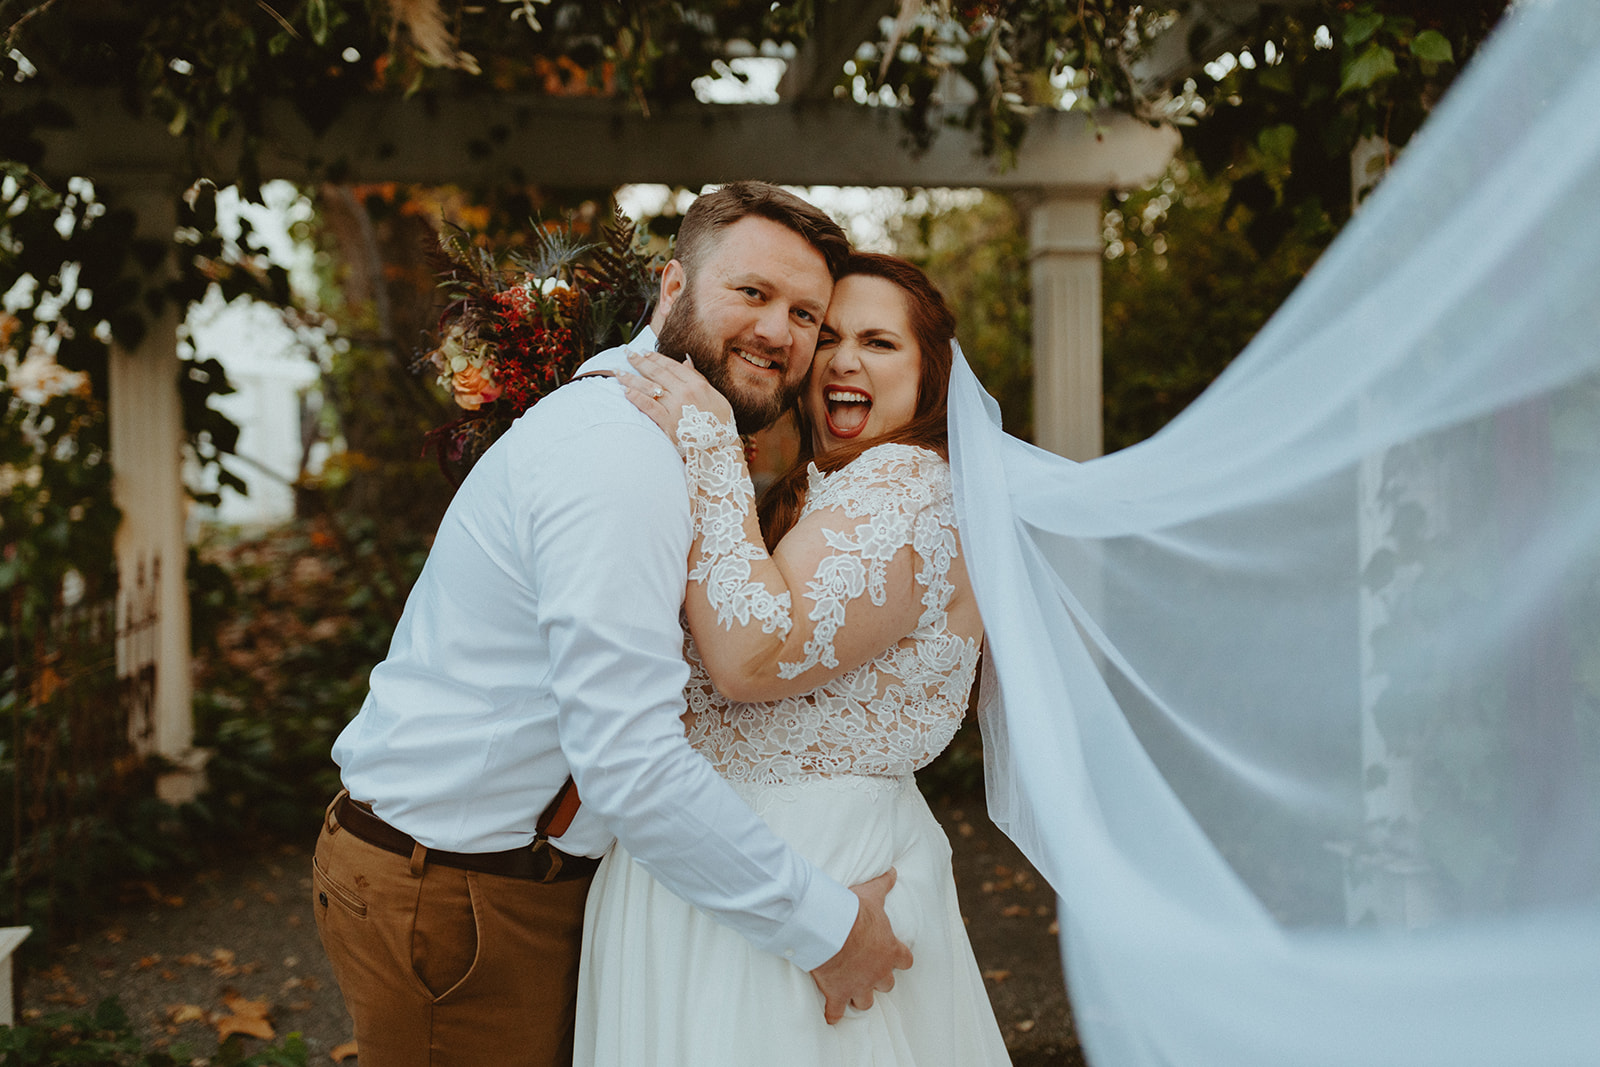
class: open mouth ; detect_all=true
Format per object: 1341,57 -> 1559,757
823,386 -> 872,438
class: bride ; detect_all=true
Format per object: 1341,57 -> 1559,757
575,252 -> 1011,1066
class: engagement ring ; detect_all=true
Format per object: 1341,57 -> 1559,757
651,386 -> 665,399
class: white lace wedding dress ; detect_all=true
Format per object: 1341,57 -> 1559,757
575,441 -> 1010,1066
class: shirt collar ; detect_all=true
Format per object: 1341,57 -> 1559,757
573,325 -> 659,378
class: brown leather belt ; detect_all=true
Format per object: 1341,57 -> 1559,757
335,795 -> 599,883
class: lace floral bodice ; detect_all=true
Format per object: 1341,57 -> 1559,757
680,441 -> 981,784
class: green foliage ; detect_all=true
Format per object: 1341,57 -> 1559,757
0,165 -> 265,947
856,2 -> 1171,164
0,998 -> 306,1066
1185,1 -> 1509,254
1102,157 -> 1323,451
890,192 -> 1033,441
190,518 -> 429,837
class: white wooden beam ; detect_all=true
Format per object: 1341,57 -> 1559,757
36,92 -> 1177,193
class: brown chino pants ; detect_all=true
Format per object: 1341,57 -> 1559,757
312,802 -> 592,1067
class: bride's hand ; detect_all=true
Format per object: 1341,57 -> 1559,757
618,351 -> 736,449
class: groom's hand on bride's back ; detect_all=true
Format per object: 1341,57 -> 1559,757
810,867 -> 914,1024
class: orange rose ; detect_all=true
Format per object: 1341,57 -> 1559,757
451,363 -> 503,410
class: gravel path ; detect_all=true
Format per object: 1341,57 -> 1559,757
19,798 -> 1082,1065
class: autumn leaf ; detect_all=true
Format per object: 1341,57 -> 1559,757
169,1003 -> 208,1024
982,969 -> 1012,983
331,1039 -> 359,1062
214,991 -> 275,1041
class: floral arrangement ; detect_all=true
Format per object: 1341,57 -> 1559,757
419,208 -> 667,479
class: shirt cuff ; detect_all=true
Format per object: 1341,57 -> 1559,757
766,874 -> 860,972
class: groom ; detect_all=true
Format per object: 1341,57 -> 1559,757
313,182 -> 912,1067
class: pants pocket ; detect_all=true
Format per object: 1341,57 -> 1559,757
312,851 -> 369,919
411,870 -> 480,1000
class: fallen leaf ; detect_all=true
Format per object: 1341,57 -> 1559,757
261,891 -> 280,905
221,990 -> 265,1013
957,822 -> 975,838
169,1004 -> 207,1024
214,992 -> 275,1041
330,1039 -> 359,1062
136,955 -> 162,970
1047,920 -> 1060,936
982,969 -> 1011,983
1015,1019 -> 1036,1033
104,926 -> 127,944
177,953 -> 205,967
164,895 -> 185,907
1001,904 -> 1029,918
215,1014 -> 276,1041
283,956 -> 300,969
286,914 -> 304,928
1036,905 -> 1051,917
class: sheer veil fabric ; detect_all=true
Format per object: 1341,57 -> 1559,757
950,1 -> 1600,1062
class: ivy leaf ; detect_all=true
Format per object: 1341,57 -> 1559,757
1339,42 -> 1398,96
1410,30 -> 1454,65
1343,12 -> 1384,47
1256,123 -> 1296,166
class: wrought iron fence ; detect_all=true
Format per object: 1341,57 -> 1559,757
1,557 -> 161,932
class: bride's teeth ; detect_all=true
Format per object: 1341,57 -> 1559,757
827,390 -> 869,403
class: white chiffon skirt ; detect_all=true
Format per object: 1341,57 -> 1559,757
574,774 -> 1012,1066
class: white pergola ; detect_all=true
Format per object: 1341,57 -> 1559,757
33,0 -> 1280,798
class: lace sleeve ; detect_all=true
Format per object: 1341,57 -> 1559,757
678,407 -> 793,637
679,434 -> 952,704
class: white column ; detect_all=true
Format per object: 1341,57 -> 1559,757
105,180 -> 205,803
1027,192 -> 1104,461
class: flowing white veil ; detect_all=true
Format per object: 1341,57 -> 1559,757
949,1 -> 1600,1062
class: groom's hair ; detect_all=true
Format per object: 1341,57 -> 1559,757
674,181 -> 851,280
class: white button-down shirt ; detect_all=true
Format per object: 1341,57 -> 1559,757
332,328 -> 856,970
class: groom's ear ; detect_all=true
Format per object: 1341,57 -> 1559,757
653,259 -> 687,327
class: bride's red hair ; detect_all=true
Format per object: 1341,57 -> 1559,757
757,253 -> 957,549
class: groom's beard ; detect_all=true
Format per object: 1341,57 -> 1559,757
656,287 -> 803,436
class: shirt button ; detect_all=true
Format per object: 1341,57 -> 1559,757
783,949 -> 795,959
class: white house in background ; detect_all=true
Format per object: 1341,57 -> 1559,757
186,287 -> 319,529
185,183 -> 324,530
